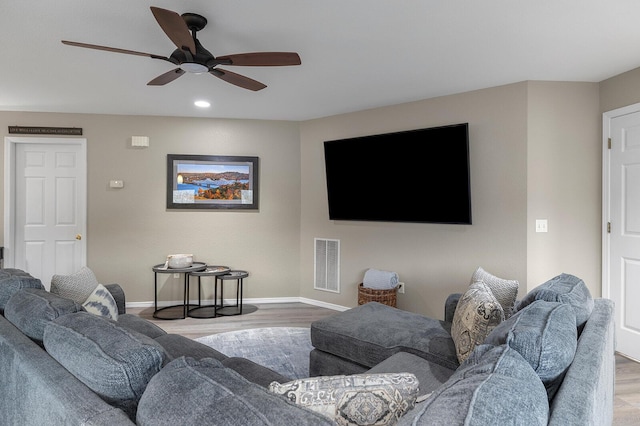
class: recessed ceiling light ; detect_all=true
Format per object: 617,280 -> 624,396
194,100 -> 211,108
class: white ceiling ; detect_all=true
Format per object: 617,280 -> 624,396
3,1 -> 640,121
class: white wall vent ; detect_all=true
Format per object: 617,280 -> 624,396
314,238 -> 340,293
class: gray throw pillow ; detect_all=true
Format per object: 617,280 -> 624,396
484,300 -> 577,400
43,312 -> 166,408
515,273 -> 593,328
410,344 -> 549,425
4,288 -> 83,342
451,280 -> 504,363
50,266 -> 100,305
471,266 -> 519,318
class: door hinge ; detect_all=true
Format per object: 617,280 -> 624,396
608,138 -> 612,149
607,222 -> 611,233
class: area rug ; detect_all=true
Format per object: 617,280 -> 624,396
195,327 -> 313,380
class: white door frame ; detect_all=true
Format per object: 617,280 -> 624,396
3,136 -> 87,269
601,102 -> 639,299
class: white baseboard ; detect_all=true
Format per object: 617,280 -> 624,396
127,297 -> 349,312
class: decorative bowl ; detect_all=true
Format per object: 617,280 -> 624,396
167,254 -> 193,269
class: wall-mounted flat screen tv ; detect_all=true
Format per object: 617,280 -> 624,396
323,123 -> 471,224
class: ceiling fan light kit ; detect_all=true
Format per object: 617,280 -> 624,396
61,6 -> 301,91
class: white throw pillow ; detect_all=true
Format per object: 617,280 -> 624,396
50,266 -> 100,304
269,372 -> 419,425
83,283 -> 119,320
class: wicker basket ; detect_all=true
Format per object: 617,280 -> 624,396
358,283 -> 398,307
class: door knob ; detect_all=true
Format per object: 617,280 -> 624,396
75,234 -> 82,240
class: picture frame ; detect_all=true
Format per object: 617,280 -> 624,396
166,154 -> 259,210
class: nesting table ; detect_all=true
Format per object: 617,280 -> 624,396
187,265 -> 232,319
152,262 -> 206,320
152,262 -> 251,320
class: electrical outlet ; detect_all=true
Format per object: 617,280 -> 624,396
173,273 -> 179,279
397,282 -> 405,294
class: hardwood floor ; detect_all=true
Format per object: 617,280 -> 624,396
129,303 -> 640,425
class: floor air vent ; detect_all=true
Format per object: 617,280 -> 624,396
314,238 -> 340,293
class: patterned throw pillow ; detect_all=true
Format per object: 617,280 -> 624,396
50,266 -> 100,304
471,267 -> 519,318
451,280 -> 505,363
268,372 -> 419,426
83,283 -> 119,320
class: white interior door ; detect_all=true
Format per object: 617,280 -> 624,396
4,137 -> 87,290
603,104 -> 640,361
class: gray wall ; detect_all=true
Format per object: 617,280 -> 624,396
526,81 -> 601,294
0,74 -> 622,316
0,112 -> 302,304
300,81 -> 602,318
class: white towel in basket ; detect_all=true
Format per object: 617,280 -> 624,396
363,269 -> 399,290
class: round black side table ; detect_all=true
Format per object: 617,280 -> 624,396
152,262 -> 206,320
187,265 -> 231,319
216,270 -> 249,316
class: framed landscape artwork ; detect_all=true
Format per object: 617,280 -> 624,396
167,154 -> 259,210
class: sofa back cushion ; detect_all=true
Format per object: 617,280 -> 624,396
484,300 -> 577,400
0,269 -> 43,313
515,273 -> 593,329
43,312 -> 166,417
405,344 -> 549,425
4,288 -> 83,342
136,356 -> 334,426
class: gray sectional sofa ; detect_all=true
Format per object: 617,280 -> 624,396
310,273 -> 616,425
0,268 -> 615,425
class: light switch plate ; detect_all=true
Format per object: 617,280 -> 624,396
535,219 -> 548,233
109,180 -> 124,188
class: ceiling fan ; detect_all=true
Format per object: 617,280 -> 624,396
61,6 -> 301,91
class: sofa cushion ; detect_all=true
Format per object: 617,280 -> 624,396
451,280 -> 504,363
117,313 -> 167,339
269,372 -> 419,425
471,266 -> 519,318
153,333 -> 228,362
4,288 -> 83,342
367,352 -> 456,397
405,344 -> 549,425
221,357 -> 292,388
50,266 -> 100,305
136,357 -> 333,426
515,273 -> 593,329
82,283 -> 119,320
484,300 -> 577,400
0,269 -> 43,313
43,312 -> 166,413
311,302 -> 458,370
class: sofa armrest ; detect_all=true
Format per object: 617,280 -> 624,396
444,293 -> 462,323
104,283 -> 126,315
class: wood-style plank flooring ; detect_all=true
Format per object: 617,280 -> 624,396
129,303 -> 640,425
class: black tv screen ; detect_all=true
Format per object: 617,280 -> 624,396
323,123 -> 472,224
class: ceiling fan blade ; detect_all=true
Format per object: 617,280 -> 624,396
61,40 -> 171,62
216,52 -> 301,66
150,6 -> 196,55
147,68 -> 186,86
210,68 -> 267,91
